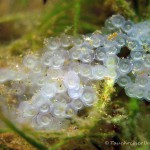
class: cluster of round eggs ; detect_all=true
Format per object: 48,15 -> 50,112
0,14 -> 149,130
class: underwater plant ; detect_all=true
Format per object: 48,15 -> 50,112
0,14 -> 149,132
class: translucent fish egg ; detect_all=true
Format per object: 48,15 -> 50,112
80,86 -> 96,106
63,71 -> 80,89
118,59 -> 132,74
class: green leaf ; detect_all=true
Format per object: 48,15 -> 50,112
73,0 -> 81,36
127,98 -> 139,117
39,0 -> 73,31
0,13 -> 28,23
0,110 -> 48,150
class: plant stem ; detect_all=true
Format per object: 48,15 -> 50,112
73,0 -> 81,36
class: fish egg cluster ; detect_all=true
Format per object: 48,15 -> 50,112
0,14 -> 149,130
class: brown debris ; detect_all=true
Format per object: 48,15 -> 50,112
0,133 -> 36,150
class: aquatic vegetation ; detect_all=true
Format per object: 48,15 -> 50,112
0,0 -> 150,150
0,15 -> 149,132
